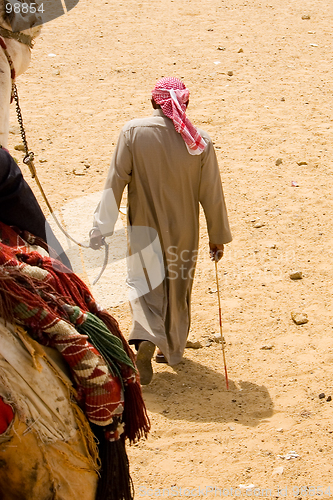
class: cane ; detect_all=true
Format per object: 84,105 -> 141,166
214,258 -> 229,390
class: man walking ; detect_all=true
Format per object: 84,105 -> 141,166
90,77 -> 232,384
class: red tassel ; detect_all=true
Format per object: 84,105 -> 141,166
123,381 -> 150,444
96,310 -> 151,443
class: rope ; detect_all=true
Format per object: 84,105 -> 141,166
0,36 -> 109,284
13,83 -> 90,247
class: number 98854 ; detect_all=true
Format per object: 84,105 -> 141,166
5,2 -> 44,14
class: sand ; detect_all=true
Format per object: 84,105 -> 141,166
8,0 -> 333,496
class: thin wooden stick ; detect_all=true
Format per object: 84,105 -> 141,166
215,259 -> 229,390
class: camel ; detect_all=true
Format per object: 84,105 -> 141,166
0,0 -> 41,148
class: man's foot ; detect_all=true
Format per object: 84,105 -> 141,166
136,341 -> 155,385
155,349 -> 167,364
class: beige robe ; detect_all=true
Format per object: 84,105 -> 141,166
94,109 -> 232,365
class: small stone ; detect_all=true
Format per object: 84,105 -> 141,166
290,271 -> 303,280
238,48 -> 244,53
39,158 -> 47,163
53,69 -> 60,76
253,221 -> 265,228
228,425 -> 235,431
276,428 -> 284,432
212,333 -> 224,344
14,144 -> 25,151
227,70 -> 233,77
186,339 -> 202,349
319,393 -> 325,399
260,345 -> 274,350
275,158 -> 283,166
72,168 -> 86,176
281,97 -> 285,101
272,466 -> 284,475
217,46 -> 226,51
327,396 -> 332,402
301,14 -> 310,20
291,312 -> 308,325
297,161 -> 308,166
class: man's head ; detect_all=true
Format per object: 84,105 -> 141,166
150,76 -> 206,156
151,77 -> 189,110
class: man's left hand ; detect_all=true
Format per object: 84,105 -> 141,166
89,228 -> 103,250
209,242 -> 224,262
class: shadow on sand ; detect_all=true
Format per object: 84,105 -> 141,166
141,357 -> 273,427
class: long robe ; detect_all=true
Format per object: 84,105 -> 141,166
94,109 -> 232,365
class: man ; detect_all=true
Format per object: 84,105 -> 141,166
90,77 -> 232,384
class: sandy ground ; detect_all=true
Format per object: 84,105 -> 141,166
8,0 -> 333,497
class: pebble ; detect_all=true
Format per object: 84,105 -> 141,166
72,168 -> 86,176
254,221 -> 265,228
297,161 -> 308,166
327,396 -> 332,402
272,466 -> 284,475
186,339 -> 202,349
301,14 -> 311,20
290,271 -> 303,280
212,333 -> 224,344
277,450 -> 299,460
319,393 -> 325,399
275,158 -> 283,166
260,345 -> 274,350
227,70 -> 233,76
291,312 -> 308,325
39,158 -> 47,163
217,46 -> 226,51
281,97 -> 285,101
14,144 -> 25,151
238,48 -> 244,53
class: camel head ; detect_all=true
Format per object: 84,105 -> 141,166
0,0 -> 42,39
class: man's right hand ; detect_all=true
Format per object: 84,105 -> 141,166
89,228 -> 103,250
209,242 -> 224,262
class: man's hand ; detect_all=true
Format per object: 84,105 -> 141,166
89,228 -> 104,250
209,242 -> 224,262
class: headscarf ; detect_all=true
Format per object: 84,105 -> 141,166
151,77 -> 207,155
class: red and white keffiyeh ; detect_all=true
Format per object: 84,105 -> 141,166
151,77 -> 207,155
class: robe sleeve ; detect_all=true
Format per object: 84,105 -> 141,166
93,129 -> 132,236
198,137 -> 232,244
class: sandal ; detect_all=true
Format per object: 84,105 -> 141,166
155,350 -> 167,364
136,341 -> 155,385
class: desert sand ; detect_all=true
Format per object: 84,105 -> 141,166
9,0 -> 333,497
